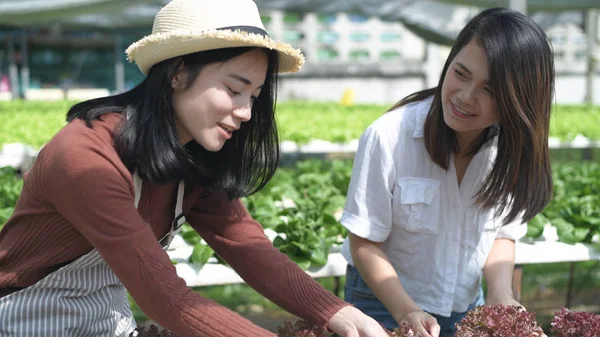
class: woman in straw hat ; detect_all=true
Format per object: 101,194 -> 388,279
0,0 -> 389,336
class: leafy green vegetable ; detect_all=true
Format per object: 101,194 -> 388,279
180,224 -> 202,245
0,167 -> 22,229
553,218 -> 590,244
0,157 -> 598,265
526,214 -> 547,239
246,159 -> 353,269
190,243 -> 215,268
537,162 -> 600,244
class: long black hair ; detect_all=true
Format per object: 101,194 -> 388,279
67,47 -> 280,200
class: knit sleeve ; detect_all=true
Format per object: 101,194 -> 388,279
187,193 -> 349,328
39,121 -> 275,337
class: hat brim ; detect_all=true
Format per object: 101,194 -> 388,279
125,29 -> 305,75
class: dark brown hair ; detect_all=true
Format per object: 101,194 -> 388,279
388,8 -> 554,225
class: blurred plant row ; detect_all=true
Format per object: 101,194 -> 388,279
2,160 -> 599,270
1,101 -> 600,148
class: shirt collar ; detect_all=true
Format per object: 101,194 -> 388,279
411,96 -> 433,139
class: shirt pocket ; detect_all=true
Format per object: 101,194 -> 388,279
392,177 -> 441,235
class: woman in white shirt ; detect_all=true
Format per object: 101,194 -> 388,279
340,7 -> 554,337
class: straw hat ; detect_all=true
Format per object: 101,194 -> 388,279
125,0 -> 305,75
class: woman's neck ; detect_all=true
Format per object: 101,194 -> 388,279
455,129 -> 485,158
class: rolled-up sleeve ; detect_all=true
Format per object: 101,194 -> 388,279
496,221 -> 527,241
341,124 -> 397,242
496,207 -> 528,241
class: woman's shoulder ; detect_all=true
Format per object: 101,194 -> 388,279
364,96 -> 433,142
18,113 -> 132,205
45,113 -> 123,153
35,113 -> 128,178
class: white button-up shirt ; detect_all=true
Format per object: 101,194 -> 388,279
340,96 -> 527,317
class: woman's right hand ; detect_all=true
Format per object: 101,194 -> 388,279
400,310 -> 440,337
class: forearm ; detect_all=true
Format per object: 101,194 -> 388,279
483,238 -> 516,298
100,230 -> 273,336
204,233 -> 347,326
188,207 -> 347,326
349,234 -> 420,322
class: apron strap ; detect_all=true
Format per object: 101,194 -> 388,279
167,180 -> 186,247
133,171 -> 185,227
133,171 -> 186,247
174,180 -> 186,228
133,171 -> 143,209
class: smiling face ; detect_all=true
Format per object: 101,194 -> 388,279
171,48 -> 268,151
441,38 -> 500,149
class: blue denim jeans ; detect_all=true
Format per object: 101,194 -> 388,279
344,265 -> 484,337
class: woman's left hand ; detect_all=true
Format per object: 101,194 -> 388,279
327,306 -> 390,337
484,293 -> 523,308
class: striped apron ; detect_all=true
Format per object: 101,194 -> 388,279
0,173 -> 186,337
